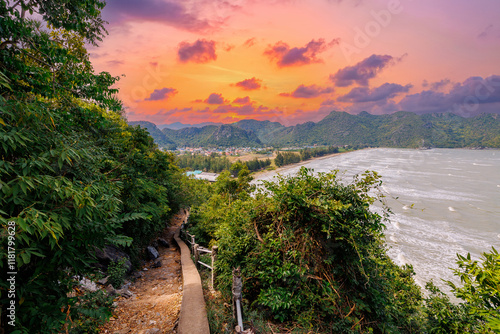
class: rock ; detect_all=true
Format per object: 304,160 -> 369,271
97,276 -> 109,285
94,245 -> 132,273
146,246 -> 160,260
132,271 -> 144,279
151,260 -> 162,268
113,329 -> 130,334
158,238 -> 169,248
116,288 -> 134,298
79,277 -> 98,292
105,285 -> 118,296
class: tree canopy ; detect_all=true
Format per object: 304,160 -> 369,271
0,1 -> 185,332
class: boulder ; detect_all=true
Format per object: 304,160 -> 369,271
151,260 -> 162,268
146,246 -> 160,260
94,245 -> 132,273
157,238 -> 169,248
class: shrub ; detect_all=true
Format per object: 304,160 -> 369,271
108,258 -> 128,289
194,167 -> 426,332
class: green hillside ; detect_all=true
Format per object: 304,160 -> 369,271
160,124 -> 262,147
264,111 -> 500,148
134,111 -> 500,149
128,121 -> 177,149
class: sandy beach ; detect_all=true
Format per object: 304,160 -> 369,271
251,149 -> 360,180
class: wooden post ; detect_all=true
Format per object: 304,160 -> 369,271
211,246 -> 218,289
194,244 -> 200,269
191,234 -> 196,254
232,267 -> 243,331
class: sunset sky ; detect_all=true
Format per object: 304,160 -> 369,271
89,0 -> 500,126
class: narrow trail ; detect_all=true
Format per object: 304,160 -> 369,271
100,211 -> 188,334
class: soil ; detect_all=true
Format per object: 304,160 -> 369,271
100,211 -> 187,334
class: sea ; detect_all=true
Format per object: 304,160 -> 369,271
253,148 -> 500,294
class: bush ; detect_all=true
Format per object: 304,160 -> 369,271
193,167 -> 426,332
108,258 -> 128,289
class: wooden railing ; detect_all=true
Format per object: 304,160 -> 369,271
182,221 -> 246,332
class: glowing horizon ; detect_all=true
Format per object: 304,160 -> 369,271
89,0 -> 500,126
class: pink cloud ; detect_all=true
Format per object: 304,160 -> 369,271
178,39 -> 217,63
204,93 -> 226,104
103,0 -> 212,32
337,83 -> 411,102
145,87 -> 178,101
243,37 -> 257,48
233,96 -> 252,104
264,39 -> 339,67
330,54 -> 404,87
280,84 -> 334,98
234,77 -> 262,90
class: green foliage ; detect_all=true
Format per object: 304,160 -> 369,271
424,247 -> 500,333
67,290 -> 115,334
161,124 -> 262,148
128,121 -> 176,149
274,151 -> 300,167
108,258 -> 128,289
0,1 -> 184,332
275,146 -> 340,168
192,167 -> 426,332
177,153 -> 232,172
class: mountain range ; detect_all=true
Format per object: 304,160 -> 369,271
129,111 -> 500,149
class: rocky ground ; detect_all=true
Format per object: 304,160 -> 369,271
100,211 -> 187,334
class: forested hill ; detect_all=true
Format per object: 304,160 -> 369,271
131,111 -> 500,148
128,121 -> 177,149
130,122 -> 263,148
267,111 -> 500,148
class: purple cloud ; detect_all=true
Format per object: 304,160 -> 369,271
478,24 -> 500,40
264,39 -> 338,67
234,77 -> 262,90
320,99 -> 336,106
280,84 -> 334,98
330,54 -> 401,87
145,87 -> 178,101
205,93 -> 226,104
233,96 -> 251,104
399,75 -> 500,116
178,39 -> 217,63
103,0 -> 211,32
338,83 -> 412,102
211,104 -> 280,117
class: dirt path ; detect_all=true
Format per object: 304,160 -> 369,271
100,211 -> 187,334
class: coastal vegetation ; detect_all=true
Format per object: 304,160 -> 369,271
177,153 -> 272,173
188,165 -> 500,333
1,1 -> 499,333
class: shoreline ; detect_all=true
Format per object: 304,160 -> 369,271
251,148 -> 370,180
